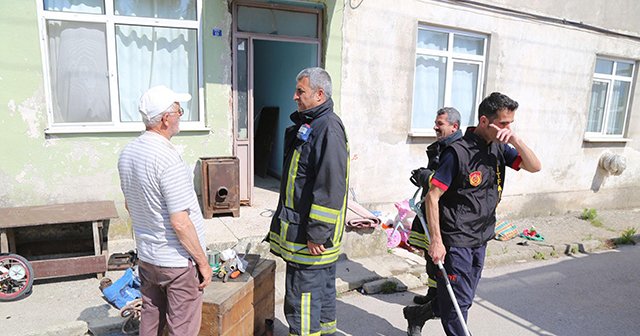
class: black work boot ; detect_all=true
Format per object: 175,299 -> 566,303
412,287 -> 437,305
403,301 -> 434,336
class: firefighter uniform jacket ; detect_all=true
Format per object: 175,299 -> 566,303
407,130 -> 462,250
268,99 -> 349,269
432,128 -> 521,247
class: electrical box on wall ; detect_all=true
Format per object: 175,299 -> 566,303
200,157 -> 240,218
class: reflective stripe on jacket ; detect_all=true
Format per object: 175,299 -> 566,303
269,99 -> 350,268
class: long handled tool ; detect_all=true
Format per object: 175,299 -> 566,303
437,261 -> 471,336
410,187 -> 471,336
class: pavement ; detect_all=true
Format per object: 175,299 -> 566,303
2,177 -> 639,335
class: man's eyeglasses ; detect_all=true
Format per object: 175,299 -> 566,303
166,107 -> 184,117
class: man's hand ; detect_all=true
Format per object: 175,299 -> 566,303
307,241 -> 326,255
489,124 -> 541,172
489,124 -> 518,144
197,263 -> 213,290
428,240 -> 446,264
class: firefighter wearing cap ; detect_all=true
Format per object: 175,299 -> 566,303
268,67 -> 349,336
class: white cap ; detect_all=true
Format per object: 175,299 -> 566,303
138,85 -> 191,119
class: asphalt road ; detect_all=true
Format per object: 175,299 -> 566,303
274,244 -> 640,336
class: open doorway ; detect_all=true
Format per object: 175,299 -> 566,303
253,40 -> 318,180
233,3 -> 321,205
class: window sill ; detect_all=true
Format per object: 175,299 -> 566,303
409,131 -> 436,138
45,123 -> 211,135
583,137 -> 631,143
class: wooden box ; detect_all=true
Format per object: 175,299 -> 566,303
199,256 -> 276,336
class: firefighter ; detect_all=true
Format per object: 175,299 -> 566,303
407,107 -> 462,306
267,67 -> 349,336
406,92 -> 541,336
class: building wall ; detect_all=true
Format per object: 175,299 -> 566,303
0,0 -> 343,238
340,0 -> 640,217
0,1 -> 233,237
484,0 -> 640,35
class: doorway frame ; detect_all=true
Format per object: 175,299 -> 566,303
232,1 -> 322,205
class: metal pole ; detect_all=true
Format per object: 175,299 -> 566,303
437,261 -> 471,336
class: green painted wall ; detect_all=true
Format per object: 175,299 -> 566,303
0,0 -> 343,239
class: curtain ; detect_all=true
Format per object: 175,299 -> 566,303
606,81 -> 629,135
45,0 -> 198,124
47,20 -> 111,123
116,1 -> 197,122
451,62 -> 478,126
412,55 -> 445,129
116,25 -> 197,122
587,81 -> 607,132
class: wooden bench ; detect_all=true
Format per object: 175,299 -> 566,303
0,201 -> 118,280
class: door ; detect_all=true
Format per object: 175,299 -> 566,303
233,3 -> 321,205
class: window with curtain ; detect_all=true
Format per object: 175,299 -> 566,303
411,26 -> 487,135
586,57 -> 635,137
40,0 -> 201,132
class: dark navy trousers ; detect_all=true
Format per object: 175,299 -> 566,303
434,245 -> 486,336
284,263 -> 337,336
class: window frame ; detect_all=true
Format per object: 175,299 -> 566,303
584,56 -> 635,140
36,0 -> 207,134
410,25 -> 487,137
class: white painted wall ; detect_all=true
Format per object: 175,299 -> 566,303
340,0 -> 640,217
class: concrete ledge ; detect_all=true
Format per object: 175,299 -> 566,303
23,321 -> 88,336
87,317 -> 126,336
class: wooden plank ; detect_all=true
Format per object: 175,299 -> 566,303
31,255 -> 107,280
0,201 -> 118,228
7,230 -> 15,253
92,221 -> 101,256
0,229 -> 8,253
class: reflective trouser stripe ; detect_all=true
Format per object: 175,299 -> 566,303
428,277 -> 438,288
320,320 -> 337,334
301,292 -> 311,335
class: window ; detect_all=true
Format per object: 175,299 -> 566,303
38,0 -> 203,133
411,26 -> 487,135
586,57 -> 635,138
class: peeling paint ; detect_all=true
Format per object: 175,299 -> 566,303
15,170 -> 27,183
43,137 -> 60,147
7,99 -> 16,116
17,95 -> 44,139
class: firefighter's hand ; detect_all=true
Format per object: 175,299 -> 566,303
490,123 -> 518,144
307,241 -> 326,255
428,241 -> 446,264
197,263 -> 213,290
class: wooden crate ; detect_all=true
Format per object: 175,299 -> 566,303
200,257 -> 276,336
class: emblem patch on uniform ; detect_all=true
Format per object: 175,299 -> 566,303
469,171 -> 482,187
297,123 -> 312,141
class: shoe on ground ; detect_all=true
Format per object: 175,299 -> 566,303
412,289 -> 437,305
403,302 -> 434,336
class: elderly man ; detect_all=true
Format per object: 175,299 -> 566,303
118,85 -> 212,336
268,67 -> 349,336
